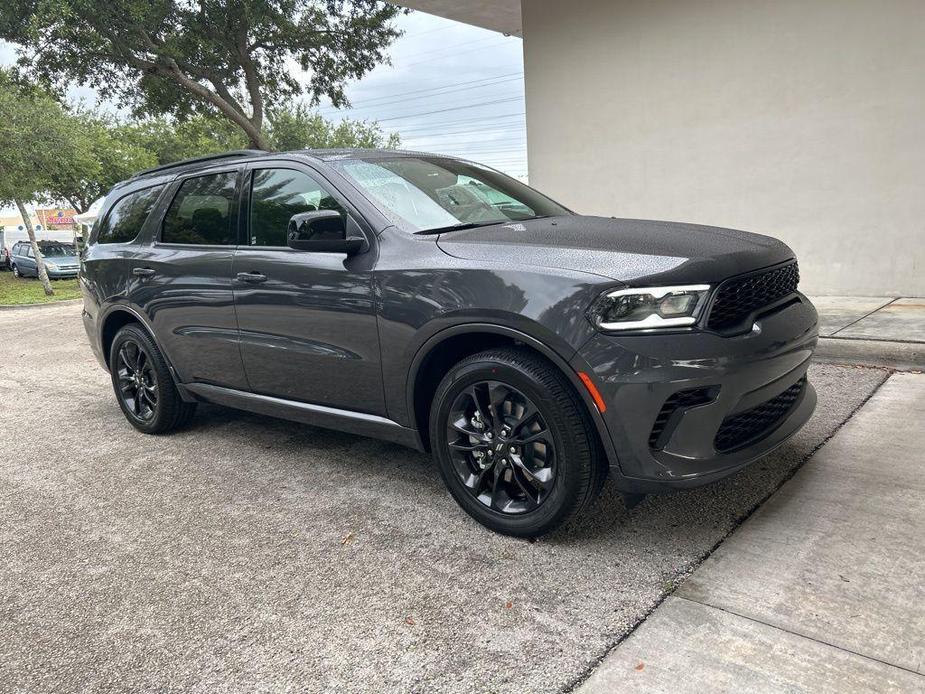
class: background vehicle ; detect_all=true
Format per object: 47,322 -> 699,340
81,149 -> 818,537
10,241 -> 80,279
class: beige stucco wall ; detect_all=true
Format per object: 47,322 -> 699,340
522,0 -> 925,296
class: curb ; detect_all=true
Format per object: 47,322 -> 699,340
815,336 -> 924,371
0,298 -> 83,312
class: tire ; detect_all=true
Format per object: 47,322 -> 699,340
430,347 -> 606,537
11,264 -> 20,278
109,323 -> 197,434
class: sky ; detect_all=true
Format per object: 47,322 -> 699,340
0,10 -> 528,179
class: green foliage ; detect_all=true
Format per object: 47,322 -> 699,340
0,0 -> 405,147
266,104 -> 400,151
120,115 -> 249,165
0,70 -> 93,208
47,108 -> 158,212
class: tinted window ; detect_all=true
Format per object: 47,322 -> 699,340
162,173 -> 238,245
248,168 -> 345,247
97,185 -> 164,244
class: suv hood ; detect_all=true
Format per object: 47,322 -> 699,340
436,216 -> 794,285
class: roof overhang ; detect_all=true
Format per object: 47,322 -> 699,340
395,1 -> 522,36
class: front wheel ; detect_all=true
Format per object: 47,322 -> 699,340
11,264 -> 21,278
430,348 -> 606,537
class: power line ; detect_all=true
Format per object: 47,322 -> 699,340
396,35 -> 506,61
375,97 -> 523,123
322,72 -> 523,113
398,39 -> 521,69
383,112 -> 525,134
322,76 -> 523,115
400,24 -> 459,39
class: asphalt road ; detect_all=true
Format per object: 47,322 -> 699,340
0,302 -> 889,693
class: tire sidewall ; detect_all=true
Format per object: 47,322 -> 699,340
12,265 -> 19,278
431,357 -> 584,536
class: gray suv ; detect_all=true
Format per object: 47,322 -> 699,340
80,149 -> 818,536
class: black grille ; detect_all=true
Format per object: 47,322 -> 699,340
707,262 -> 800,331
649,387 -> 716,449
714,377 -> 806,453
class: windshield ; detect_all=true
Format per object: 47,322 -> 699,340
40,245 -> 77,257
330,156 -> 570,233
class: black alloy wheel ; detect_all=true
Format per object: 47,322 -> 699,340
109,323 -> 197,434
446,381 -> 556,515
115,339 -> 159,422
431,347 -> 606,537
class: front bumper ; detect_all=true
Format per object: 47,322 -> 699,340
46,268 -> 80,279
572,294 -> 818,493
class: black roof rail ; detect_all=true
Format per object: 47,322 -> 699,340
132,149 -> 266,179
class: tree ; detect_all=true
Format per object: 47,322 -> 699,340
0,71 -> 92,296
266,103 -> 400,151
47,109 -> 157,213
0,0 -> 405,149
120,114 -> 249,165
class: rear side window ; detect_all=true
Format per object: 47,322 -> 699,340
161,172 -> 238,245
97,185 -> 164,244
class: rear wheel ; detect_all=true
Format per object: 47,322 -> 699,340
430,347 -> 606,537
109,324 -> 196,434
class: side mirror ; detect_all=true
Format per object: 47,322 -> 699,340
287,210 -> 365,255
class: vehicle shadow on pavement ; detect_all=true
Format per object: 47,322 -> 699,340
184,363 -> 888,551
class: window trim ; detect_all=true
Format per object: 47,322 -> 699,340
155,167 -> 243,249
242,163 -> 358,250
92,183 -> 166,246
238,159 -> 377,255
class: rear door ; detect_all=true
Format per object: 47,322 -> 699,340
129,168 -> 248,390
231,162 -> 385,413
19,245 -> 37,275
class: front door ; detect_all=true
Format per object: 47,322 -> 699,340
232,164 -> 385,414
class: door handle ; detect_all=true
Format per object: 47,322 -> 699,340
236,271 -> 268,284
132,267 -> 155,278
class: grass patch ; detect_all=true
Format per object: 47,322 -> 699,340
0,271 -> 81,306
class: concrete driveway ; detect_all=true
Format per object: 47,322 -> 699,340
0,303 -> 889,693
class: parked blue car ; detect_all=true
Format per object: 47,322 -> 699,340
10,241 -> 80,279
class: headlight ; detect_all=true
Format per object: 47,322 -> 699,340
590,285 -> 711,330
44,262 -> 59,271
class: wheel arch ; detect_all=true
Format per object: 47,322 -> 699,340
406,323 -> 619,467
98,305 -> 190,400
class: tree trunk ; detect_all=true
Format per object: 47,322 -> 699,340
15,199 -> 54,297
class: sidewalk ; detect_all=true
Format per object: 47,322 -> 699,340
810,296 -> 925,369
578,373 -> 925,692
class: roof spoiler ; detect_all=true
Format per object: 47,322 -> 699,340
132,149 -> 265,179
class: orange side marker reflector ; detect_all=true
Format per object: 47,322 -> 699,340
577,371 -> 607,414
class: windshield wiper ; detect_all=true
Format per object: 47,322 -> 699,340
413,221 -> 502,235
414,216 -> 555,235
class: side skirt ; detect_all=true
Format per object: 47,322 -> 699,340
181,383 -> 425,452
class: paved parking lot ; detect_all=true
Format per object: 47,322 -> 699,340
0,303 -> 889,693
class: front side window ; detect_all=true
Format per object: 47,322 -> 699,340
96,185 -> 164,244
248,168 -> 345,247
330,156 -> 570,233
161,172 -> 238,245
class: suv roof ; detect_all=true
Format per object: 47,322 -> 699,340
128,148 -> 464,184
